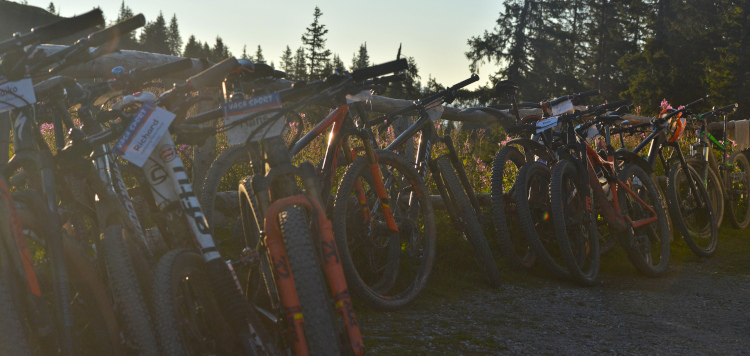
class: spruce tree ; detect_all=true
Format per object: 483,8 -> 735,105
332,54 -> 345,73
140,11 -> 170,55
211,36 -> 231,62
280,45 -> 294,76
115,1 -> 138,50
167,14 -> 183,56
255,45 -> 265,64
350,42 -> 370,71
292,47 -> 307,81
301,6 -> 332,79
183,35 -> 202,58
47,2 -> 56,14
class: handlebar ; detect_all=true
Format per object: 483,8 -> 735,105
132,58 -> 193,84
0,9 -> 104,54
655,98 -> 704,125
351,58 -> 409,82
86,14 -> 145,47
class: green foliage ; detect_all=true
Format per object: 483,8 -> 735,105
254,45 -> 265,64
301,6 -> 332,80
140,11 -> 170,55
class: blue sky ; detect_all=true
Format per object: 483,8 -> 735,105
25,0 -> 502,88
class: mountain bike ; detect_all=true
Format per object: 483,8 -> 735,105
612,99 -> 718,257
370,74 -> 503,287
688,104 -> 750,229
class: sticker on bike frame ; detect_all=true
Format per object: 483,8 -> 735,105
222,92 -> 283,145
536,117 -> 558,133
113,103 -> 176,167
0,76 -> 36,113
426,102 -> 444,121
551,99 -> 574,116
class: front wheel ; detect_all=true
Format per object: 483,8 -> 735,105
687,157 -> 725,228
666,163 -> 718,258
435,157 -> 502,287
549,159 -> 599,286
332,150 -> 436,311
490,146 -> 534,270
615,163 -> 671,277
725,151 -> 750,229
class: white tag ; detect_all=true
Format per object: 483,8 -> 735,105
551,99 -> 574,116
536,117 -> 558,133
585,125 -> 601,143
426,102 -> 444,121
223,92 -> 284,145
113,103 -> 176,167
346,90 -> 372,104
0,77 -> 36,113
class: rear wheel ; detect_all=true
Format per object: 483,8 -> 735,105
666,163 -> 718,258
549,159 -> 599,286
515,162 -> 570,279
435,157 -> 502,287
490,146 -> 534,270
616,163 -> 671,277
726,151 -> 750,229
332,150 -> 436,310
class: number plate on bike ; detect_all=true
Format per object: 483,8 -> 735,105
551,99 -> 574,116
0,76 -> 36,113
426,102 -> 444,121
536,117 -> 558,133
222,92 -> 283,145
113,103 -> 176,167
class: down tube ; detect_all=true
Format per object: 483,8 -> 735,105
143,134 -> 221,262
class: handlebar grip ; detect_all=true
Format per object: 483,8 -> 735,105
719,103 -> 738,113
87,14 -> 145,47
684,98 -> 704,109
576,89 -> 600,98
184,107 -> 224,125
134,58 -> 193,83
0,9 -> 105,53
187,57 -> 239,90
450,74 -> 480,90
351,58 -> 409,82
601,100 -> 629,111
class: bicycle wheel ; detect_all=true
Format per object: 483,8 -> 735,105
332,149 -> 436,310
279,206 -> 341,355
549,159 -> 599,286
491,145 -> 535,270
687,157 -> 725,228
725,151 -> 750,229
615,163 -> 671,276
666,163 -> 718,257
200,145 -> 249,237
435,156 -> 502,287
152,249 -> 270,355
514,162 -> 570,279
100,226 -> 159,355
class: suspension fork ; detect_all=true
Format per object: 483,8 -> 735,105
264,195 -> 364,356
357,131 -> 399,232
674,146 -> 708,209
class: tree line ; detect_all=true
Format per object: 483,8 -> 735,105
465,0 -> 750,117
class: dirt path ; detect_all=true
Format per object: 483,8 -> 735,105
359,259 -> 750,355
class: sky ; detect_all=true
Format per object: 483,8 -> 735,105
24,0 -> 503,89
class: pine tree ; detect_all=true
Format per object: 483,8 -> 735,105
254,45 -> 265,64
140,11 -> 170,55
292,47 -> 307,81
241,45 -> 250,60
47,2 -> 56,14
280,45 -> 294,76
350,42 -> 370,71
301,6 -> 332,80
201,42 -> 212,59
332,54 -> 345,73
183,35 -> 202,58
211,36 -> 231,62
115,1 -> 138,50
167,14 -> 183,56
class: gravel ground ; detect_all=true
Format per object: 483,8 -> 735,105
358,253 -> 750,355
